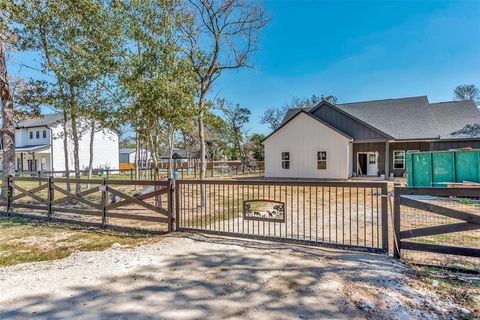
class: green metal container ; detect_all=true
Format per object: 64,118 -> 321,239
406,149 -> 480,187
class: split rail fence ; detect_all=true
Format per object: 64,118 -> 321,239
394,186 -> 480,269
0,176 -> 174,232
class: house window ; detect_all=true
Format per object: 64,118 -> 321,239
368,153 -> 376,164
317,151 -> 327,170
41,158 -> 47,170
17,158 -> 22,171
30,132 -> 33,139
393,150 -> 405,169
36,131 -> 40,139
42,130 -> 47,138
281,152 -> 290,169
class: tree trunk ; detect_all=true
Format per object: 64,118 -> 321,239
134,131 -> 139,180
70,110 -> 81,193
87,120 -> 95,185
167,127 -> 174,179
62,109 -> 71,192
0,40 -> 15,197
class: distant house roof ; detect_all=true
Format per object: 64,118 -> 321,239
15,113 -> 63,128
15,144 -> 50,152
278,96 -> 480,141
119,148 -> 136,154
160,149 -> 199,159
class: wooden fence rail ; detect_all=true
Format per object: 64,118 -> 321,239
393,186 -> 480,259
1,176 -> 174,232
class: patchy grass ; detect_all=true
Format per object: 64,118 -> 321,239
416,266 -> 480,317
0,217 -> 161,267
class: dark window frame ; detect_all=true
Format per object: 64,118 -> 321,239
281,152 -> 290,169
317,151 -> 327,170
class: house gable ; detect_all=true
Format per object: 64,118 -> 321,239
262,110 -> 353,144
309,101 -> 391,141
263,111 -> 352,179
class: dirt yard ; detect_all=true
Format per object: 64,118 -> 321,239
0,232 -> 475,320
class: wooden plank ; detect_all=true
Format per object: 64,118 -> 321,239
401,241 -> 480,257
105,187 -> 168,211
11,203 -> 48,210
393,187 -> 401,258
52,185 -> 103,210
13,177 -> 50,182
107,179 -> 169,186
400,222 -> 480,239
11,183 -> 48,201
400,197 -> 480,225
12,185 -> 48,205
107,212 -> 170,223
106,187 -> 170,217
50,186 -> 100,206
52,178 -> 103,184
397,187 -> 480,198
51,206 -> 103,216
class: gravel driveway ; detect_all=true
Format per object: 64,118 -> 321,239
0,233 -> 464,319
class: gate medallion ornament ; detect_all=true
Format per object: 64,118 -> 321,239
243,200 -> 285,222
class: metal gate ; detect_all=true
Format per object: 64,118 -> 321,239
175,180 -> 389,253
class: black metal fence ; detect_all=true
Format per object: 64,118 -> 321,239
176,180 -> 389,253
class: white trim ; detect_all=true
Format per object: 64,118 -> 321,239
393,150 -> 406,169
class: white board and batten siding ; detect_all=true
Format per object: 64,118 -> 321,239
264,112 -> 353,179
51,124 -> 119,172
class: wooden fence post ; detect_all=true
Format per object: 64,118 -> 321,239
101,178 -> 108,228
130,168 -> 133,180
381,183 -> 389,252
168,178 -> 174,232
175,180 -> 180,231
47,176 -> 53,219
6,175 -> 12,215
393,186 -> 401,259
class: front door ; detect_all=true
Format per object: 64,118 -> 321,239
367,153 -> 378,176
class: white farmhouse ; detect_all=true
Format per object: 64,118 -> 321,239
263,96 -> 480,180
0,113 -> 119,172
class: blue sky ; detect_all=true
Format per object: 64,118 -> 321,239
215,0 -> 480,134
9,0 -> 480,135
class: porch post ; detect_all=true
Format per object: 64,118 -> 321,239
384,141 -> 390,178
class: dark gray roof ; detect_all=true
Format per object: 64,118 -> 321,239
336,96 -> 439,140
160,149 -> 199,159
278,96 -> 480,141
282,107 -> 312,124
429,100 -> 480,139
15,144 -> 50,152
15,113 -> 63,128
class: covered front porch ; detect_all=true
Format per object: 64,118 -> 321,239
0,145 -> 52,172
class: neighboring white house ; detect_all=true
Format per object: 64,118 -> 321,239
0,113 -> 119,172
263,111 -> 353,179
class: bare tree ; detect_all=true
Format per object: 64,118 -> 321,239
182,0 -> 269,182
454,84 -> 480,106
261,94 -> 337,131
